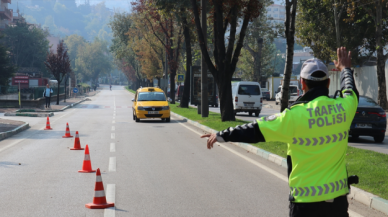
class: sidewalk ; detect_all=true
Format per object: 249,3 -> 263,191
0,93 -> 96,114
0,118 -> 29,141
0,119 -> 25,133
46,96 -> 90,111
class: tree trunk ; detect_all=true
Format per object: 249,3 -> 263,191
170,68 -> 176,103
256,38 -> 264,83
375,1 -> 388,109
56,84 -> 60,105
280,0 -> 297,112
333,1 -> 341,48
180,16 -> 192,108
218,73 -> 235,121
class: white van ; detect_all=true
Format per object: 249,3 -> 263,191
275,85 -> 301,105
231,81 -> 262,116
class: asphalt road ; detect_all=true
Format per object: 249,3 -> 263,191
0,85 -> 385,217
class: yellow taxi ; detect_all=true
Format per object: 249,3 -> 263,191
132,87 -> 171,122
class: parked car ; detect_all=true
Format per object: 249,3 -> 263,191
349,96 -> 386,143
261,88 -> 270,100
232,81 -> 262,116
275,85 -> 300,105
132,87 -> 171,122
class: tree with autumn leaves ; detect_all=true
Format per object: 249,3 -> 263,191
191,0 -> 263,121
44,41 -> 71,105
132,0 -> 184,105
296,0 -> 388,109
111,0 -> 265,121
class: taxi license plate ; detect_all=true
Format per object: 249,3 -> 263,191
356,124 -> 372,128
148,111 -> 159,114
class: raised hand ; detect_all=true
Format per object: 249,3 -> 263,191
333,47 -> 352,71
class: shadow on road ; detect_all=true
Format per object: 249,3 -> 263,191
0,161 -> 25,168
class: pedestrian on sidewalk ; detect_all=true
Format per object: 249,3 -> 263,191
201,47 -> 359,217
43,84 -> 53,109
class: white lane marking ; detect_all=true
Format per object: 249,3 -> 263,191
109,157 -> 116,171
112,120 -> 115,124
104,184 -> 115,217
110,143 -> 115,152
0,109 -> 76,153
113,116 -> 115,119
111,133 -> 115,139
175,119 -> 364,217
111,126 -> 115,131
176,121 -> 287,182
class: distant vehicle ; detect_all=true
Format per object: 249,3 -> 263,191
261,88 -> 270,100
132,87 -> 171,122
275,85 -> 300,105
175,85 -> 184,102
232,81 -> 262,117
349,96 -> 386,143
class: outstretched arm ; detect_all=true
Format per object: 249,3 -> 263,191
201,120 -> 265,149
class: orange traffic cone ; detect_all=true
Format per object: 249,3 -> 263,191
85,168 -> 114,209
70,131 -> 84,150
62,123 -> 73,138
44,116 -> 52,130
78,145 -> 95,173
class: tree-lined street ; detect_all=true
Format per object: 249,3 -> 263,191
0,0 -> 388,216
0,86 -> 385,216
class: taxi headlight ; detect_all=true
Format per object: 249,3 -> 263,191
161,106 -> 170,110
137,106 -> 146,111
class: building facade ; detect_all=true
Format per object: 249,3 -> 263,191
266,4 -> 286,26
0,0 -> 12,30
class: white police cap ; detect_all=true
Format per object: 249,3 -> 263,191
300,58 -> 329,81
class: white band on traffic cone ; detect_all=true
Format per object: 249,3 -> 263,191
94,190 -> 105,197
96,176 -> 102,182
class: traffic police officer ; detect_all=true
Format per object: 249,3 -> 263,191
201,47 -> 359,217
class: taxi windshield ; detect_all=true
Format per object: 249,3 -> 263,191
138,92 -> 166,101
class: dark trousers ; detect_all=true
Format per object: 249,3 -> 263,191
289,196 -> 349,217
45,97 -> 51,108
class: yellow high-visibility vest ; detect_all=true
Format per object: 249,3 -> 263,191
257,89 -> 358,202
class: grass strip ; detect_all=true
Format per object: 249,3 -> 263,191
169,102 -> 388,200
125,86 -> 136,94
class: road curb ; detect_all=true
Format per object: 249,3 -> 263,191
0,121 -> 29,141
5,112 -> 54,117
61,98 -> 90,111
171,111 -> 388,215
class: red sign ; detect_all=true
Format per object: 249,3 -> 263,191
14,80 -> 29,84
14,76 -> 29,79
